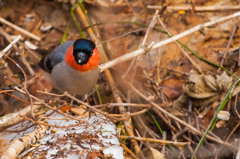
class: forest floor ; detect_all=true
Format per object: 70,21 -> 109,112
0,0 -> 240,158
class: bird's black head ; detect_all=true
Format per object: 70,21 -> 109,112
73,39 -> 95,65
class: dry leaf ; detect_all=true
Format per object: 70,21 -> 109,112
173,70 -> 233,107
142,147 -> 165,159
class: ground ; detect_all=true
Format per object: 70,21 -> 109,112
0,0 -> 240,158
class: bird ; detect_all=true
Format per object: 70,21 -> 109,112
39,39 -> 99,96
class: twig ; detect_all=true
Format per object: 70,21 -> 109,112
135,115 -> 161,139
5,55 -> 35,118
0,35 -> 21,59
147,5 -> 240,12
120,142 -> 139,159
4,91 -> 29,104
122,10 -> 158,79
0,35 -> 35,119
14,87 -> 85,122
0,17 -> 41,41
219,25 -> 238,68
0,27 -> 18,52
38,90 -> 123,121
157,15 -> 204,75
99,11 -> 240,72
93,103 -> 154,108
234,94 -> 240,119
225,122 -> 240,142
0,90 -> 15,94
158,66 -> 190,76
152,107 -> 178,132
18,147 -> 35,158
38,92 -> 171,109
64,92 -> 121,121
36,90 -> 65,97
110,109 -> 148,117
20,53 -> 35,76
24,116 -> 83,129
161,131 -> 167,154
119,136 -> 190,146
102,28 -> 146,43
37,91 -> 171,108
24,45 -> 42,61
141,10 -> 159,47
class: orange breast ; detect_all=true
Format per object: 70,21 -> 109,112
65,46 -> 99,72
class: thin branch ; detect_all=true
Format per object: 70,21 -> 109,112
110,109 -> 148,117
219,25 -> 238,67
120,142 -> 139,159
0,27 -> 18,52
14,87 -> 85,122
147,5 -> 240,12
157,16 -> 204,75
37,90 -> 123,121
20,53 -> 35,76
24,116 -> 83,129
0,35 -> 21,59
119,136 -> 190,146
38,91 -> 171,108
5,55 -> 35,118
0,17 -> 41,41
64,92 -> 122,121
99,11 -> 240,72
141,10 -> 159,47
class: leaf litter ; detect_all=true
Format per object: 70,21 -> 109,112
0,0 -> 240,158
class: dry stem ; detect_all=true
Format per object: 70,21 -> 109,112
219,25 -> 238,67
119,136 -> 190,146
147,5 -> 240,12
120,142 -> 139,159
0,35 -> 21,59
0,17 -> 41,41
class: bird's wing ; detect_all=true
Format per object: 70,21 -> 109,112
39,41 -> 74,73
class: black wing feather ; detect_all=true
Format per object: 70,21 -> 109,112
38,41 -> 74,73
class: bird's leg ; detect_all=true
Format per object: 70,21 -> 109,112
85,96 -> 92,118
81,94 -> 97,118
82,94 -> 88,101
69,94 -> 75,106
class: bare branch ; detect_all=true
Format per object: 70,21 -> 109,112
0,17 -> 41,41
0,35 -> 21,59
147,5 -> 240,12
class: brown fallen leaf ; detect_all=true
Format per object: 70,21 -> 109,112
161,78 -> 184,100
71,105 -> 90,117
27,74 -> 52,97
173,70 -> 233,108
141,146 -> 165,159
